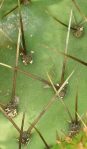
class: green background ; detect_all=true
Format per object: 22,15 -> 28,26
0,0 -> 87,148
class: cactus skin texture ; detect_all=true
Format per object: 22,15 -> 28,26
0,0 -> 87,149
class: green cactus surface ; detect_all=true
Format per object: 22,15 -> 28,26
0,0 -> 87,149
